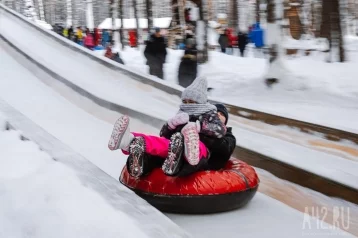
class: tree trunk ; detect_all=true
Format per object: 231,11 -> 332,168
256,0 -> 260,23
178,0 -> 186,37
321,0 -> 345,62
133,0 -> 140,47
118,0 -> 124,49
331,0 -> 345,62
86,0 -> 94,30
320,0 -> 331,40
207,0 -> 213,21
146,0 -> 153,33
197,0 -> 208,63
110,0 -> 115,31
311,1 -> 314,35
230,0 -> 238,29
267,0 -> 275,23
65,0 -> 72,27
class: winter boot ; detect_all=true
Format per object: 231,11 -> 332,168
181,122 -> 200,166
162,132 -> 184,176
108,115 -> 134,151
126,137 -> 148,178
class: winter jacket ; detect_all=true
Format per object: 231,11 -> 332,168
178,48 -> 198,88
144,34 -> 167,66
238,32 -> 249,49
175,127 -> 236,176
84,34 -> 94,47
218,34 -> 229,48
77,29 -> 83,40
204,127 -> 236,170
226,29 -> 237,47
160,110 -> 227,149
102,31 -> 110,46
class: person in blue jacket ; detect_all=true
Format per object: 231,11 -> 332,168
102,30 -> 110,47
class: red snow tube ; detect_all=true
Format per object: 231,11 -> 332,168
119,158 -> 259,214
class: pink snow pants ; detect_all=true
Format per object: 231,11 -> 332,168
122,132 -> 208,160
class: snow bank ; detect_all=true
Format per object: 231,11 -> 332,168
107,42 -> 358,132
35,19 -> 53,30
1,34 -> 356,237
0,129 -> 150,238
0,112 -> 7,130
98,17 -> 172,30
283,35 -> 329,51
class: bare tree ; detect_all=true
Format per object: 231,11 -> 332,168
256,0 -> 260,23
320,0 -> 345,62
229,0 -> 238,29
133,0 -> 140,47
331,0 -> 345,62
146,0 -> 153,33
197,0 -> 209,63
118,0 -> 124,49
110,0 -> 115,31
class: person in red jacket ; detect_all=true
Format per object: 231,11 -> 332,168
128,30 -> 137,48
226,28 -> 237,55
84,32 -> 95,49
93,28 -> 100,46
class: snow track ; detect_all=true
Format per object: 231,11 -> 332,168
0,111 -> 189,238
0,3 -> 357,237
1,38 -> 356,238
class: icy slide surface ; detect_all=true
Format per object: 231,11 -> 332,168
0,39 -> 355,238
0,118 -> 179,238
1,4 -> 357,190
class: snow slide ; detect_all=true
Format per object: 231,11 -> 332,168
0,36 -> 356,238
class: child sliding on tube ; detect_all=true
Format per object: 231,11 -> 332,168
108,76 -> 226,178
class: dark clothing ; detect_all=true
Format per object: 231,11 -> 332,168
205,127 -> 236,170
178,48 -> 198,88
238,32 -> 249,57
149,64 -> 164,79
68,27 -> 73,40
218,34 -> 229,49
175,127 -> 236,176
112,53 -> 124,65
215,104 -> 229,125
144,34 -> 167,79
239,49 -> 245,57
142,112 -> 233,177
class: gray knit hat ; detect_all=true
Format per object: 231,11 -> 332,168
181,76 -> 208,104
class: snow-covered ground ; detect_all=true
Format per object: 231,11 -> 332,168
102,37 -> 358,133
0,116 -> 155,238
1,6 -> 357,190
1,6 -> 358,237
3,4 -> 358,133
1,37 -> 356,237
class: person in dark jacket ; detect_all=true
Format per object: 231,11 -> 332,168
68,26 -> 74,40
218,29 -> 229,53
205,104 -> 236,170
144,28 -> 167,79
178,38 -> 198,88
238,31 -> 249,57
174,103 -> 235,176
